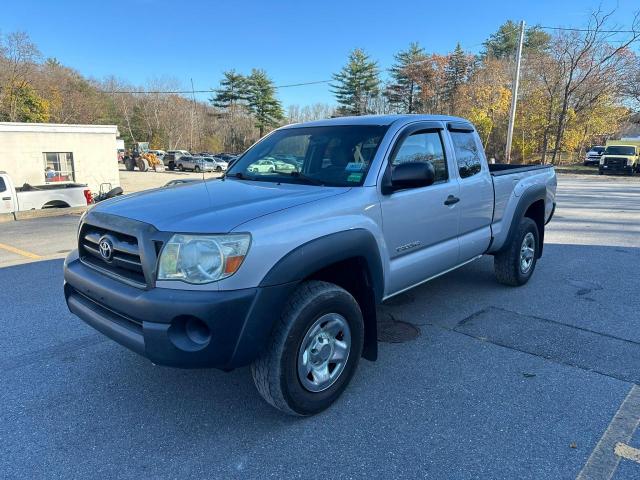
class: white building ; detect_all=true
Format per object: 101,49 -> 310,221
0,122 -> 120,194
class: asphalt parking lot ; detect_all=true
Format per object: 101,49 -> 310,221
1,173 -> 639,479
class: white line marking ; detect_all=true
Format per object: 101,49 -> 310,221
576,385 -> 640,479
614,442 -> 640,464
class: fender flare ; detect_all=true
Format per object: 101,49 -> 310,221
259,229 -> 385,362
260,229 -> 384,301
495,184 -> 547,257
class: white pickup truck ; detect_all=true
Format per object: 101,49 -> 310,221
0,171 -> 92,215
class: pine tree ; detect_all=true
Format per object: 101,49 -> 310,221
246,69 -> 284,137
482,21 -> 551,60
331,49 -> 380,115
444,43 -> 470,115
386,42 -> 426,113
211,70 -> 249,110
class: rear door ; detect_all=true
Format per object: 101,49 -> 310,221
379,122 -> 461,295
447,123 -> 494,261
0,175 -> 16,214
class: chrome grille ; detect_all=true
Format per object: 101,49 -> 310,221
79,224 -> 146,286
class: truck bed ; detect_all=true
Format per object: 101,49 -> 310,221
488,163 -> 553,176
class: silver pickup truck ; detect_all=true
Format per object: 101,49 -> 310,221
63,115 -> 556,415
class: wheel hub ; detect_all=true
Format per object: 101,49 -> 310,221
520,232 -> 535,274
297,313 -> 351,393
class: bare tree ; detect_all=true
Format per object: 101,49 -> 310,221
547,8 -> 640,163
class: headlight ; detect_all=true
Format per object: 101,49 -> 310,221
157,234 -> 251,284
599,157 -> 605,165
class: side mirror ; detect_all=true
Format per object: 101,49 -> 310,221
382,161 -> 435,194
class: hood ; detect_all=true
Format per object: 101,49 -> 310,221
94,178 -> 347,233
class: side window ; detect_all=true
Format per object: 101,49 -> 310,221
392,131 -> 448,183
0,177 -> 6,193
450,131 -> 482,179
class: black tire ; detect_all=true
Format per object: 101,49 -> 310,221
216,166 -> 222,172
137,158 -> 149,172
194,165 -> 201,173
251,281 -> 364,416
494,217 -> 539,286
124,157 -> 136,171
178,164 -> 184,171
168,162 -> 175,171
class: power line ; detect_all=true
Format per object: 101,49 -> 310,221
99,79 -> 332,95
539,25 -> 639,34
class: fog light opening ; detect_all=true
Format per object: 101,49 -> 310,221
185,317 -> 211,345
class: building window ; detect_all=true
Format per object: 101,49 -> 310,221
43,153 -> 75,183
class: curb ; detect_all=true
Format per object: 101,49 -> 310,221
0,206 -> 87,223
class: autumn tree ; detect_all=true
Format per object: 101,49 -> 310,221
544,9 -> 640,163
332,48 -> 380,115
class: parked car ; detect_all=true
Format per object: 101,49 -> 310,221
164,150 -> 191,171
63,115 -> 556,416
1,171 -> 92,215
215,153 -> 238,163
583,146 -> 605,166
599,143 -> 640,175
202,156 -> 228,172
247,159 -> 276,173
177,156 -> 216,172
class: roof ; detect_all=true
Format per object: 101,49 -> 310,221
0,122 -> 119,135
284,114 -> 469,129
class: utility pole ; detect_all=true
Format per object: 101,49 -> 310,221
505,20 -> 525,163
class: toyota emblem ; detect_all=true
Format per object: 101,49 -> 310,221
98,236 -> 114,262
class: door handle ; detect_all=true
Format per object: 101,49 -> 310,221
2,197 -> 10,201
444,195 -> 460,206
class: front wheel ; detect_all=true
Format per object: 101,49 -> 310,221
251,281 -> 364,416
494,217 -> 539,286
194,165 -> 201,173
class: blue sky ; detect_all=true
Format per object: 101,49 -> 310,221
2,0 -> 639,108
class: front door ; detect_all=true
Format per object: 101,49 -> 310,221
380,126 -> 461,296
0,176 -> 15,214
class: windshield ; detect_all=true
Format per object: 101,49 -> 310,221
605,146 -> 636,155
226,125 -> 388,186
589,147 -> 605,153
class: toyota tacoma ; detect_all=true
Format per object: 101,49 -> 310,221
64,115 -> 557,415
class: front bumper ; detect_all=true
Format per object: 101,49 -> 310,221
583,158 -> 600,165
599,163 -> 633,174
64,251 -> 295,369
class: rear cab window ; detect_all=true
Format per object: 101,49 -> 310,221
450,130 -> 483,179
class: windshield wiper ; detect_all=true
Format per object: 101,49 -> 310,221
289,171 -> 325,186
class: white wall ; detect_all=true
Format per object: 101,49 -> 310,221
0,123 -> 120,194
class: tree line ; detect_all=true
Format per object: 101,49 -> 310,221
330,11 -> 640,163
1,7 -> 639,162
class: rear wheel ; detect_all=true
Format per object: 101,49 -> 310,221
178,164 -> 184,171
216,166 -> 222,172
168,162 -> 175,171
494,217 -> 539,286
124,157 -> 136,171
251,281 -> 364,416
194,165 -> 201,173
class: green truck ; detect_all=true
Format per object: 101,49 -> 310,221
599,139 -> 640,176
